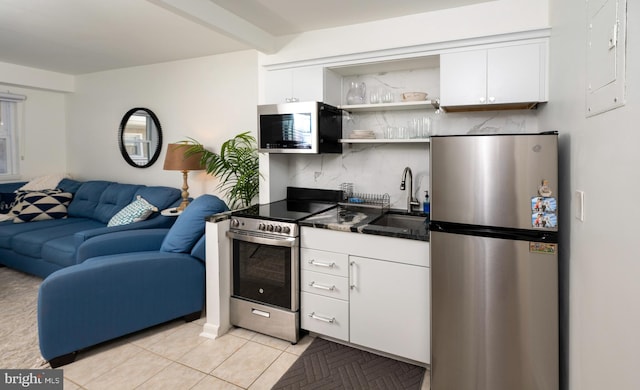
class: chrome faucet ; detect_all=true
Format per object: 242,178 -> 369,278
401,167 -> 420,213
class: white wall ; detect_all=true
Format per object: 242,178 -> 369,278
541,1 -> 640,389
0,83 -> 68,181
0,61 -> 74,92
265,0 -> 549,66
66,50 -> 259,202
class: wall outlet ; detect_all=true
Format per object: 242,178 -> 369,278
575,190 -> 585,222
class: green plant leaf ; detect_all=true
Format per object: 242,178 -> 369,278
181,132 -> 259,209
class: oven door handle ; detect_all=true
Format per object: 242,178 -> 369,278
226,230 -> 298,247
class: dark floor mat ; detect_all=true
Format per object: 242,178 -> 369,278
272,337 -> 426,389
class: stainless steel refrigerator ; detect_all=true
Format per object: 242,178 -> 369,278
430,132 -> 558,390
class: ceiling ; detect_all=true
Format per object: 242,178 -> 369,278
0,0 -> 492,75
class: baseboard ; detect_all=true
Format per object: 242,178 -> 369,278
200,322 -> 230,340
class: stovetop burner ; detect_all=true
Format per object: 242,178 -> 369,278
234,199 -> 337,223
232,187 -> 342,224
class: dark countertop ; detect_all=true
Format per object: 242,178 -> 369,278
299,205 -> 430,242
207,211 -> 232,223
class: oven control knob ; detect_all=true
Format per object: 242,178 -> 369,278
258,222 -> 266,230
274,225 -> 282,233
267,224 -> 274,232
230,219 -> 240,228
282,226 -> 291,234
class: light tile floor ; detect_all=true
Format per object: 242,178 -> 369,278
60,318 -> 431,389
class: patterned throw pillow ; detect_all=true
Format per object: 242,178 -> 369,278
8,189 -> 64,220
107,195 -> 158,227
12,190 -> 73,223
0,193 -> 17,214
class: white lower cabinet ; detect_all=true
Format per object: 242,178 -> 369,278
300,247 -> 350,341
300,227 -> 430,364
302,269 -> 349,301
301,292 -> 349,341
349,256 -> 430,363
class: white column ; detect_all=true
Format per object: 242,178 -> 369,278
200,217 -> 231,339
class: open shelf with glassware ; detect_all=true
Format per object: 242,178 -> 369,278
340,99 -> 439,113
339,138 -> 430,144
330,55 -> 440,146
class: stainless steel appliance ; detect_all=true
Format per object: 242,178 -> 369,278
430,132 -> 559,390
258,101 -> 342,154
227,189 -> 339,343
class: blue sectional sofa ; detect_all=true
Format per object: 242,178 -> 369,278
0,179 -> 182,278
37,195 -> 229,367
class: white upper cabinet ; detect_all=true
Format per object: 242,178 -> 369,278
440,50 -> 487,107
264,66 -> 341,106
440,41 -> 548,110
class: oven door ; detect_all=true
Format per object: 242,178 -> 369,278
227,230 -> 299,311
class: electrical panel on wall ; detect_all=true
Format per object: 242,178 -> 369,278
586,0 -> 627,117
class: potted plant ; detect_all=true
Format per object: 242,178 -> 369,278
183,132 -> 259,210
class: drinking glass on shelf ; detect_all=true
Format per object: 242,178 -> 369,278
384,126 -> 397,139
381,90 -> 394,103
422,117 -> 432,138
369,89 -> 380,104
397,126 -> 408,139
408,119 -> 418,139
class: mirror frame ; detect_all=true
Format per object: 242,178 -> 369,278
118,107 -> 163,168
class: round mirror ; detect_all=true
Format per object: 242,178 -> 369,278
118,107 -> 163,168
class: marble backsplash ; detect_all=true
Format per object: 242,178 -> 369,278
268,67 -> 543,208
286,109 -> 541,210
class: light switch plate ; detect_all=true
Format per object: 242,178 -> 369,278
575,190 -> 585,222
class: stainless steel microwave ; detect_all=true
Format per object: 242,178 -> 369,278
257,101 -> 342,154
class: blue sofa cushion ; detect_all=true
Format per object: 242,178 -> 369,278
94,183 -> 142,224
0,182 -> 26,193
0,219 -> 85,249
160,195 -> 228,253
41,236 -> 82,268
12,219 -> 104,259
134,186 -> 181,211
67,181 -> 112,219
190,235 -> 206,261
57,178 -> 83,194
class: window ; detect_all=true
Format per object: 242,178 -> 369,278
123,112 -> 153,165
0,92 -> 25,178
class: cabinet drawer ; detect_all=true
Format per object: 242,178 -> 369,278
301,292 -> 349,341
300,248 -> 349,277
301,270 -> 349,300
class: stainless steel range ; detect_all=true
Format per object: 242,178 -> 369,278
227,189 -> 339,343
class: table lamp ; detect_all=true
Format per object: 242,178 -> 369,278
163,143 -> 204,211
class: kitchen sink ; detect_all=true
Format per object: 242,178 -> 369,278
369,212 -> 428,231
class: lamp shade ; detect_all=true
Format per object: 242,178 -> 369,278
163,143 -> 204,171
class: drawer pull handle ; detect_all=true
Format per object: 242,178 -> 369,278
251,308 -> 270,318
308,312 -> 335,324
309,260 -> 336,268
309,281 -> 336,291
